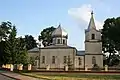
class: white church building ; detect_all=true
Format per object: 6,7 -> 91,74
28,12 -> 103,70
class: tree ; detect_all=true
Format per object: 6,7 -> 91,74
29,57 -> 35,65
109,54 -> 120,66
3,23 -> 28,65
0,21 -> 29,65
102,17 -> 120,65
0,41 -> 6,65
0,21 -> 14,65
24,35 -> 37,50
38,26 -> 56,47
0,21 -> 11,41
4,26 -> 17,64
16,37 -> 28,65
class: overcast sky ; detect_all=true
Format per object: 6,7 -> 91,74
0,0 -> 119,50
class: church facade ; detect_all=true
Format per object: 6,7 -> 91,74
28,12 -> 103,70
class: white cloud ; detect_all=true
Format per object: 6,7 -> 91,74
68,4 -> 103,30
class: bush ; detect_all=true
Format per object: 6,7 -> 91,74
92,64 -> 101,71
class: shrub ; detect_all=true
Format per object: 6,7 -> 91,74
92,64 -> 101,71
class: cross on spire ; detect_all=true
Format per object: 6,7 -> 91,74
58,23 -> 61,27
91,10 -> 93,15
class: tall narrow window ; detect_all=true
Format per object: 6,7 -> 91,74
64,56 -> 67,63
52,56 -> 55,64
42,56 -> 45,64
92,56 -> 96,64
68,55 -> 71,65
78,57 -> 82,65
34,60 -> 38,66
53,38 -> 55,44
57,39 -> 60,44
63,39 -> 65,44
92,34 -> 95,39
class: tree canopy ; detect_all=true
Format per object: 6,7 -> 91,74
24,35 -> 37,50
102,17 -> 120,66
0,21 -> 38,65
38,26 -> 56,47
0,21 -> 12,40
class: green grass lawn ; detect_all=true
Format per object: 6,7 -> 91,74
22,72 -> 120,80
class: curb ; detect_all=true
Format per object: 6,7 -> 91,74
0,72 -> 20,80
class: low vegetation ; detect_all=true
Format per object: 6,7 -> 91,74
22,72 -> 120,80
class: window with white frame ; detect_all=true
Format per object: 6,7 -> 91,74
78,57 -> 82,65
52,56 -> 55,64
57,39 -> 60,44
64,56 -> 67,63
63,39 -> 65,44
42,56 -> 45,64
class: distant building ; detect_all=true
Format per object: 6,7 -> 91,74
28,12 -> 103,70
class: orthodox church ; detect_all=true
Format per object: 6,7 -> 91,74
28,12 -> 103,70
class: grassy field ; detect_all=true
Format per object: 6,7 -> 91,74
22,72 -> 120,80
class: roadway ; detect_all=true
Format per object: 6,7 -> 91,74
0,74 -> 14,80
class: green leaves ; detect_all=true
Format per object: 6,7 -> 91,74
24,35 -> 37,50
0,21 -> 12,41
102,17 -> 120,65
0,21 -> 28,65
38,26 -> 56,47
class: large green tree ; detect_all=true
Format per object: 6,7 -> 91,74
38,26 -> 56,47
24,35 -> 37,50
0,41 -> 6,65
102,17 -> 120,66
4,26 -> 17,64
0,21 -> 11,40
3,22 -> 28,65
0,21 -> 14,64
16,37 -> 28,65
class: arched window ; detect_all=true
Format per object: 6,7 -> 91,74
68,55 -> 71,65
42,56 -> 45,64
92,56 -> 96,64
57,39 -> 60,44
63,39 -> 65,44
52,56 -> 55,64
92,34 -> 95,39
64,56 -> 67,63
78,57 -> 82,65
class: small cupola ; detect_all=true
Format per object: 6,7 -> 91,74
52,24 -> 68,38
52,24 -> 68,45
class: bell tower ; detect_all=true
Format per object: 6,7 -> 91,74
85,11 -> 103,68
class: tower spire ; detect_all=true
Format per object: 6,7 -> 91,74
87,11 -> 96,31
58,22 -> 61,27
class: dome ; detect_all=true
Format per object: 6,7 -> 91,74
52,24 -> 68,37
